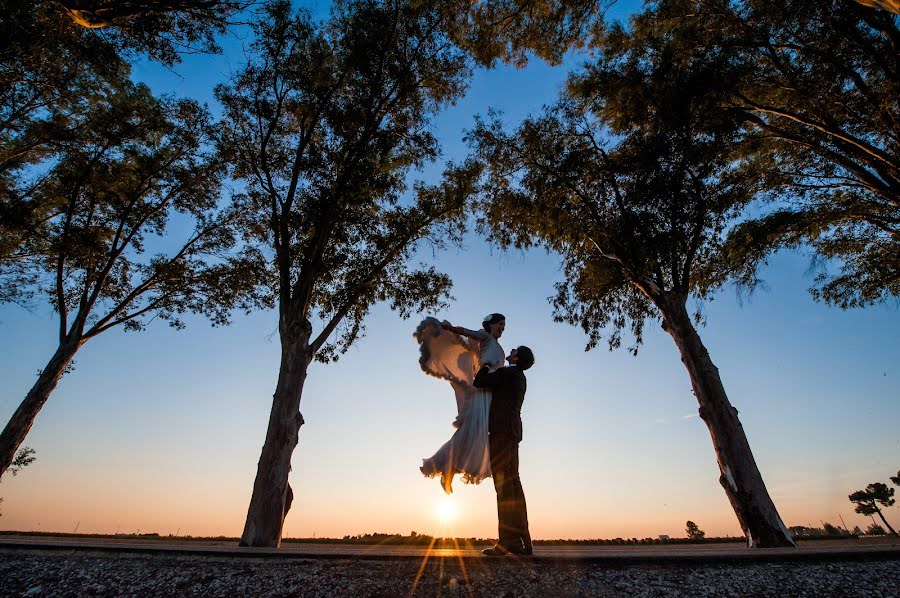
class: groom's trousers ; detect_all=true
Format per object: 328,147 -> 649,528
489,432 -> 531,551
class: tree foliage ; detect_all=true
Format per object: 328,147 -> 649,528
217,0 -> 476,363
640,0 -> 900,307
0,447 -> 35,516
39,0 -> 249,64
685,520 -> 706,540
432,0 -> 603,67
849,483 -> 896,514
30,84 -> 251,335
849,482 -> 898,535
471,7 -> 759,354
0,77 -> 258,479
8,447 -> 36,476
1,0 -> 250,303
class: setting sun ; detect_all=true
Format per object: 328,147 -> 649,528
435,496 -> 458,525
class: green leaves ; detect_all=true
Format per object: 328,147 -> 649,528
217,0 -> 474,361
471,8 -> 763,352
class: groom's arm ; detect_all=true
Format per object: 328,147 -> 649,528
474,364 -> 509,389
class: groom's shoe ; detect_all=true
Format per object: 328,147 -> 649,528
481,546 -> 507,557
505,539 -> 533,556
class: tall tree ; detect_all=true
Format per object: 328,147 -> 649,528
216,0 -> 477,547
648,0 -> 900,307
1,0 -> 248,301
849,483 -> 898,535
0,80 -> 255,479
471,7 -> 794,547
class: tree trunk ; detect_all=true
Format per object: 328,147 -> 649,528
239,316 -> 312,548
0,340 -> 80,479
656,293 -> 795,548
875,507 -> 899,536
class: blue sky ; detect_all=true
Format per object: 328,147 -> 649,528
0,0 -> 897,540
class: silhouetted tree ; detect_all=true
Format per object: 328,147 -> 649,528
15,1 -> 250,64
849,483 -> 898,535
685,521 -> 706,540
891,470 -> 900,486
471,4 -> 794,547
0,80 -> 256,479
216,0 -> 477,547
1,0 -> 250,302
822,522 -> 844,536
643,0 -> 900,307
866,522 -> 887,535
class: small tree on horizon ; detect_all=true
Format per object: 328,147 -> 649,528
685,521 -> 705,541
866,523 -> 887,536
849,483 -> 898,536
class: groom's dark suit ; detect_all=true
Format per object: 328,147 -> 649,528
474,363 -> 531,554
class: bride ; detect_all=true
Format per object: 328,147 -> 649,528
415,313 -> 506,493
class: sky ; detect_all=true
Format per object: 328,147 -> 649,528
0,1 -> 898,542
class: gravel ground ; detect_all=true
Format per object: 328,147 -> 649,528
0,550 -> 897,597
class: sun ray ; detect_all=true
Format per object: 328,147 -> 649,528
408,535 -> 437,597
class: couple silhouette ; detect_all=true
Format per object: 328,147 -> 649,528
416,313 -> 535,556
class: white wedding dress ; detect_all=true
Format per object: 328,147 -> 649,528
415,317 -> 504,494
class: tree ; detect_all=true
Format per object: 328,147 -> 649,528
471,4 -> 794,547
0,79 -> 256,480
646,0 -> 900,308
685,521 -> 706,541
216,0 -> 477,547
822,522 -> 844,536
865,523 -> 887,535
19,1 -> 250,64
849,483 -> 898,536
1,0 -> 252,305
891,470 -> 899,486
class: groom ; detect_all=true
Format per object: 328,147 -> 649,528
474,345 -> 535,556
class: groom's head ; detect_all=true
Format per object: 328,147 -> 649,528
509,346 -> 534,371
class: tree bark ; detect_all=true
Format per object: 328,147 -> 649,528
656,292 -> 796,548
0,340 -> 80,480
874,507 -> 899,536
239,315 -> 311,548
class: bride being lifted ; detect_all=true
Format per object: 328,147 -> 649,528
415,313 -> 506,494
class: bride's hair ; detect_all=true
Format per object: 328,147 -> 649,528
482,313 -> 505,332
